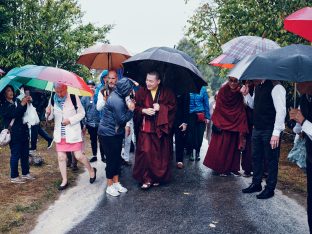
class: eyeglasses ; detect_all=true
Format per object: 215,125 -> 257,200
108,76 -> 116,79
228,78 -> 238,83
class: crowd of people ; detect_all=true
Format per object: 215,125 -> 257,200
1,69 -> 312,230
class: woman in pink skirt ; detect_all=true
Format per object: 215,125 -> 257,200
46,83 -> 96,190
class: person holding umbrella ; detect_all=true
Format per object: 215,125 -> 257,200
241,80 -> 286,199
46,83 -> 96,190
289,81 -> 312,232
133,71 -> 176,189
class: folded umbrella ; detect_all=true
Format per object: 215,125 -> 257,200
284,7 -> 312,42
123,47 -> 207,94
77,43 -> 131,70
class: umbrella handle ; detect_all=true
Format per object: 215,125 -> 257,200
294,83 -> 297,108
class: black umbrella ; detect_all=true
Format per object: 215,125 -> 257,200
228,44 -> 312,82
122,47 -> 207,94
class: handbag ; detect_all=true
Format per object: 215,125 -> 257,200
196,112 -> 206,123
0,119 -> 15,146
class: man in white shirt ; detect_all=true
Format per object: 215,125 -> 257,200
241,80 -> 286,199
289,81 -> 312,232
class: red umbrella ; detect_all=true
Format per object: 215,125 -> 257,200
77,43 -> 131,70
209,54 -> 239,69
284,7 -> 312,42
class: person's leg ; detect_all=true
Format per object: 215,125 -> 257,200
195,122 -> 206,160
30,124 -> 39,150
87,126 -> 98,157
74,150 -> 95,177
9,141 -> 20,178
57,151 -> 68,186
37,124 -> 53,144
175,126 -> 184,163
306,159 -> 312,232
263,132 -> 281,192
20,137 -> 30,176
251,130 -> 265,186
123,131 -> 131,162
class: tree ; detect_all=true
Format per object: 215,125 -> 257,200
0,0 -> 113,79
176,38 -> 225,94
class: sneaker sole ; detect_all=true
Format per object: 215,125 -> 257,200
106,191 -> 120,197
11,180 -> 26,184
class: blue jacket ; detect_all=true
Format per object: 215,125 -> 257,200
189,86 -> 210,119
81,96 -> 101,128
97,78 -> 134,136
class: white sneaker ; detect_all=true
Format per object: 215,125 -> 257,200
11,177 -> 26,184
113,182 -> 128,193
21,174 -> 36,180
106,185 -> 120,197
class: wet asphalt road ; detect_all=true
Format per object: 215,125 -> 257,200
68,140 -> 309,234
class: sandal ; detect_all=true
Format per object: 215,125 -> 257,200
141,183 -> 151,190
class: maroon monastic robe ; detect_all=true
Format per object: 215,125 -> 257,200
203,83 -> 248,174
133,86 -> 176,184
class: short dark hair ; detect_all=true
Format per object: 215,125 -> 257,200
147,71 -> 160,80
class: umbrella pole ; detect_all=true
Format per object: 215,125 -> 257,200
294,83 -> 297,108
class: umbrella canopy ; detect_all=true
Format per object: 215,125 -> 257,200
222,36 -> 280,60
209,54 -> 239,69
77,43 -> 131,70
122,47 -> 207,94
228,44 -> 312,82
1,65 -> 92,96
284,7 -> 312,42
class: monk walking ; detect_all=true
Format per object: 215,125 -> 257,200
133,71 -> 176,189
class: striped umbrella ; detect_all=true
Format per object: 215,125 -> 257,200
1,65 -> 92,96
209,54 -> 239,69
221,36 -> 280,60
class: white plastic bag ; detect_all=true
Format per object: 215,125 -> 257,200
23,103 -> 40,126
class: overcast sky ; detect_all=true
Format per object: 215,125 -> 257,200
78,0 -> 204,54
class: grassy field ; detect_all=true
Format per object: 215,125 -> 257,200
0,128 -> 307,233
0,125 -> 91,234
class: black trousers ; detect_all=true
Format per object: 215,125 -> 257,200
173,125 -> 186,163
86,125 -> 104,157
252,129 -> 281,191
187,113 -> 206,153
99,135 -> 123,179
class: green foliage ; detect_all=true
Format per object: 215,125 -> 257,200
0,0 -> 113,80
185,0 -> 311,99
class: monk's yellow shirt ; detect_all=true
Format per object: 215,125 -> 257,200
151,87 -> 158,100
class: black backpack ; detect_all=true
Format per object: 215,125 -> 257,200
51,93 -> 78,110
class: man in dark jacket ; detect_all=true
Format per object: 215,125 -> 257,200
98,78 -> 135,197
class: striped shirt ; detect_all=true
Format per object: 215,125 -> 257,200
60,100 -> 66,137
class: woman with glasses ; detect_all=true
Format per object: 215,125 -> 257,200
203,77 -> 248,176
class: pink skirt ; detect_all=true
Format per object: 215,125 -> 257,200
56,138 -> 83,152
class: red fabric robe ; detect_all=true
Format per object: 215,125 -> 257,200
133,86 -> 176,184
203,83 -> 248,174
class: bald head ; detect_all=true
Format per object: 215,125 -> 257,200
108,70 -> 118,89
54,83 -> 67,98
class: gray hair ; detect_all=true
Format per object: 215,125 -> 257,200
53,83 -> 67,90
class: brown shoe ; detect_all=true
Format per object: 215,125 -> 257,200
176,162 -> 184,169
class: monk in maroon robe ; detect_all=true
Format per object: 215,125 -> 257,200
203,77 -> 248,175
133,71 -> 176,189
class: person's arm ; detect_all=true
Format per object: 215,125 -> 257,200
244,93 -> 254,109
202,88 -> 210,120
96,91 -> 106,111
271,85 -> 286,137
2,100 -> 27,120
302,120 -> 312,140
114,99 -> 134,125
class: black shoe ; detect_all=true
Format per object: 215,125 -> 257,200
189,152 -> 195,161
90,168 -> 97,184
256,188 -> 274,199
58,182 -> 69,191
242,183 -> 262,193
195,152 -> 200,161
72,165 -> 79,172
89,156 -> 97,163
47,139 -> 54,149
